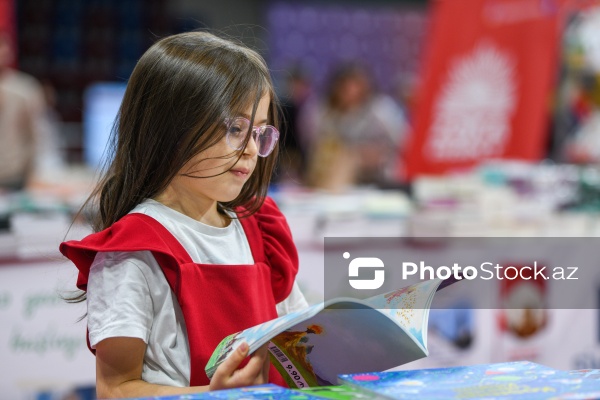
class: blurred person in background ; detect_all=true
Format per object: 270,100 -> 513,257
563,69 -> 600,164
36,80 -> 66,175
392,72 -> 418,125
303,62 -> 407,191
558,8 -> 600,165
275,65 -> 314,184
0,31 -> 61,191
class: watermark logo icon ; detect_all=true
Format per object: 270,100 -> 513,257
346,252 -> 385,290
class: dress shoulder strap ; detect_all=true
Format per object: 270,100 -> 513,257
60,213 -> 192,292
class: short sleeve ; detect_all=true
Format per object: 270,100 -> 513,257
249,197 -> 299,303
276,280 -> 309,317
87,251 -> 154,348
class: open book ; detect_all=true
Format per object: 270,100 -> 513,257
205,277 -> 457,388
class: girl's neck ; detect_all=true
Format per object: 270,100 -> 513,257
153,189 -> 230,228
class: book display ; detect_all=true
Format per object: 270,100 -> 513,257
339,361 -> 600,399
110,362 -> 600,399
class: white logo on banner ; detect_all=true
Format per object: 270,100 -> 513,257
426,42 -> 517,161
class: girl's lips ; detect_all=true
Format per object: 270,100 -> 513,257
230,168 -> 250,178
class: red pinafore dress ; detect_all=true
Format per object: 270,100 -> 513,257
60,197 -> 297,387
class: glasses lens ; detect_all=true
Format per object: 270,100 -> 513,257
256,126 -> 279,157
226,118 -> 279,156
226,118 -> 250,150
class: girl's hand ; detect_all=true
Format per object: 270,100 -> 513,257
209,342 -> 270,390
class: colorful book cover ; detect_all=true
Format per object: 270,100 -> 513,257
338,361 -> 600,399
568,369 -> 600,380
205,278 -> 454,388
132,384 -> 324,399
296,385 -> 376,399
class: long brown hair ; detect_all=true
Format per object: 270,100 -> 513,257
87,31 -> 279,232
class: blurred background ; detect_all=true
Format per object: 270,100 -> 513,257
2,0 -> 600,398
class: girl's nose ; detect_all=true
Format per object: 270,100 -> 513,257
243,130 -> 259,157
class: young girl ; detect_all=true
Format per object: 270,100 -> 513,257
60,31 -> 308,397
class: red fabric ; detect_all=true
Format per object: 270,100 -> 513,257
239,197 -> 299,304
60,197 -> 297,387
0,0 -> 17,68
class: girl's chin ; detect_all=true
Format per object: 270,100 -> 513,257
217,190 -> 244,204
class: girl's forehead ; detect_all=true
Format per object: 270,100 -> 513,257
234,92 -> 271,115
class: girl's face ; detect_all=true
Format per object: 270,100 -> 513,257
162,93 -> 271,209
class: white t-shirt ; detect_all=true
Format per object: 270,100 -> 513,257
86,199 -> 308,387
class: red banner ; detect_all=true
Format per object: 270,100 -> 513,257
0,0 -> 16,65
403,0 -> 563,179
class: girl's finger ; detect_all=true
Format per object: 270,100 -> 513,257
230,346 -> 268,386
212,342 -> 249,383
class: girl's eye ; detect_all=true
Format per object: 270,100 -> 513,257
228,126 -> 244,137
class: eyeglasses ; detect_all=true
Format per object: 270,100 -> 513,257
225,117 -> 279,157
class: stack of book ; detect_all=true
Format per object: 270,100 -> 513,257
133,361 -> 600,399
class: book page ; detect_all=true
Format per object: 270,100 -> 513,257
363,278 -> 444,352
268,302 -> 427,387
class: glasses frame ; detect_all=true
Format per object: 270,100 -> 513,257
224,117 -> 280,157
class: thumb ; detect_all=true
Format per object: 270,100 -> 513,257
219,342 -> 249,376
